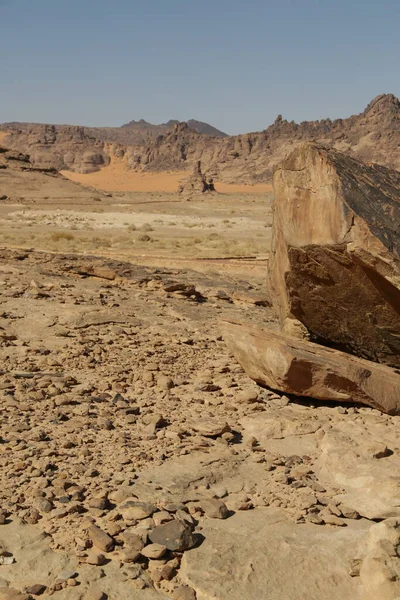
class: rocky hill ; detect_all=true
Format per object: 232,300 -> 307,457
0,123 -> 110,174
2,94 -> 400,182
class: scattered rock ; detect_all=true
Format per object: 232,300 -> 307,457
87,525 -> 114,552
201,499 -> 229,519
149,520 -> 196,552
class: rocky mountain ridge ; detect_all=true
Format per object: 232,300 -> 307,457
2,94 -> 400,182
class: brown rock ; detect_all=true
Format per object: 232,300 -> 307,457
84,549 -> 106,565
141,543 -> 167,559
173,586 -> 197,600
87,525 -> 114,552
201,499 -> 229,519
269,143 -> 400,367
222,321 -> 400,414
149,520 -> 195,552
25,586 -> 46,596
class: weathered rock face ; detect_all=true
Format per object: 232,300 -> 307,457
222,321 -> 400,415
0,146 -> 32,171
269,143 -> 400,367
1,125 -> 110,173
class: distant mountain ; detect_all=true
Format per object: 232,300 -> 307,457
1,94 -> 400,182
120,117 -> 227,138
186,119 -> 228,137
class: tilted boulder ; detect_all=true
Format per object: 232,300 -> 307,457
222,321 -> 400,415
269,143 -> 400,367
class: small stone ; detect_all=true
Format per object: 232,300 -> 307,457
85,550 -> 106,566
322,513 -> 347,527
149,520 -> 195,551
25,586 -> 46,596
370,443 -> 392,459
141,543 -> 167,559
192,419 -> 230,437
88,498 -> 108,510
121,549 -> 141,563
87,525 -> 114,552
237,390 -> 259,404
85,588 -> 106,600
153,510 -> 173,526
173,585 -> 197,600
338,505 -> 359,520
120,531 -> 145,551
120,500 -> 156,520
201,498 -> 229,519
157,376 -> 174,390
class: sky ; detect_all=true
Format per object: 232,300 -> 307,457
0,0 -> 399,134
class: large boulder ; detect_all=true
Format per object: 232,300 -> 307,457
222,321 -> 400,415
268,143 -> 400,367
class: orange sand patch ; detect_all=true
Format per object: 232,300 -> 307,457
61,159 -> 272,194
0,131 -> 10,145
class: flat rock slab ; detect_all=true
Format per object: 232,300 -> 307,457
316,420 -> 400,520
180,507 -> 371,600
240,406 -> 326,455
222,320 -> 400,414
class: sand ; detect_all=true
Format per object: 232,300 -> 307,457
61,158 -> 272,194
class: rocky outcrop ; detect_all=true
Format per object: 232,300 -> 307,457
0,145 -> 58,174
269,143 -> 400,367
3,93 -> 400,181
121,95 -> 400,182
0,125 -> 110,174
222,321 -> 400,415
178,160 -> 215,194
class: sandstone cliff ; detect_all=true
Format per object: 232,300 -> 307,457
2,94 -> 400,182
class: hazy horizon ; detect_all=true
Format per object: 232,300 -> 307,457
1,0 -> 399,135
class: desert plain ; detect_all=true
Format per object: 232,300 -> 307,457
0,105 -> 400,600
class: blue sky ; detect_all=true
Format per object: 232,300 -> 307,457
0,0 -> 399,134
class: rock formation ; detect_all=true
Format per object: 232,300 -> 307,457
269,143 -> 400,367
178,160 -> 216,194
0,124 -> 110,174
3,93 -> 400,181
222,321 -> 400,415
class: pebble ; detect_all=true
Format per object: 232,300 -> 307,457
141,543 -> 167,559
85,550 -> 106,566
25,585 -> 46,596
120,500 -> 156,520
87,525 -> 115,552
192,419 -> 231,437
201,498 -> 229,519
